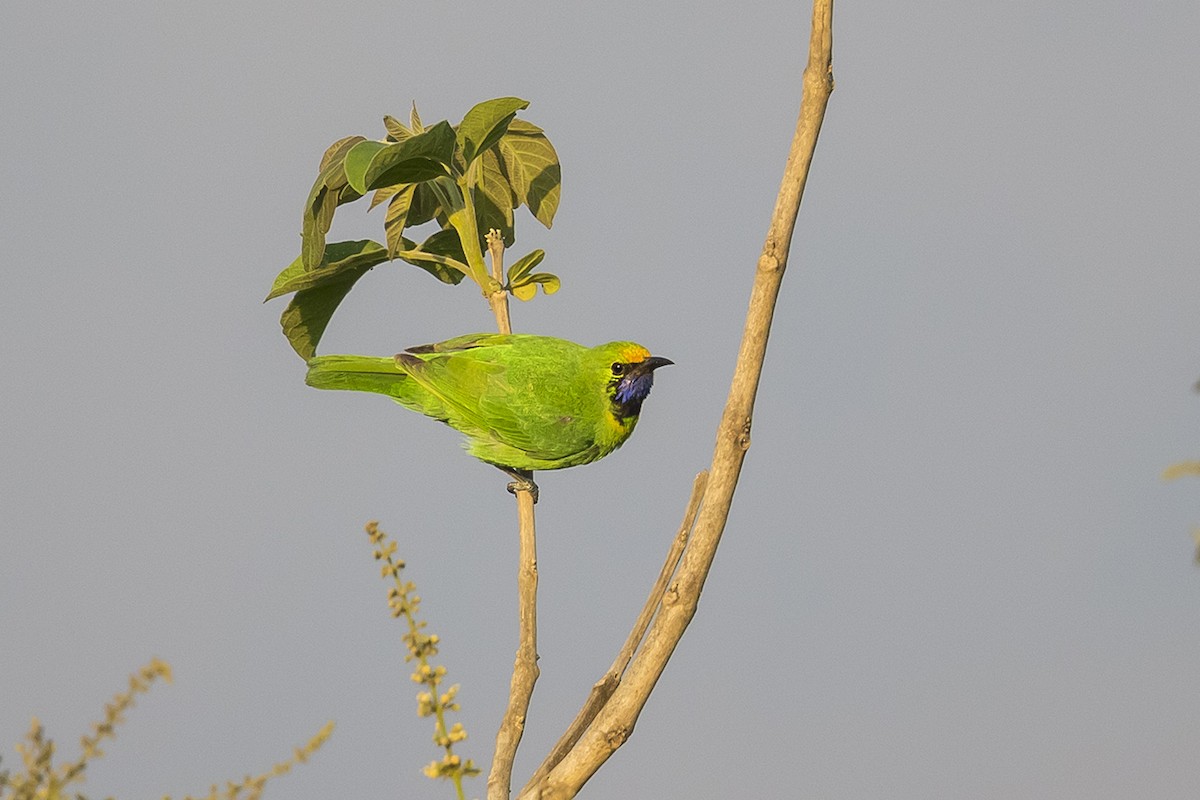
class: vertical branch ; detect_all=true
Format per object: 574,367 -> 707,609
521,2 -> 834,797
486,228 -> 541,800
487,229 -> 513,335
490,489 -> 539,800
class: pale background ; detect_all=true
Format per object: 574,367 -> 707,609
3,2 -> 1199,798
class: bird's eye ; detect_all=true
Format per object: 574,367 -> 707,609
611,362 -> 625,375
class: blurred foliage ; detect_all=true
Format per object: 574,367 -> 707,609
0,659 -> 332,800
1163,460 -> 1200,564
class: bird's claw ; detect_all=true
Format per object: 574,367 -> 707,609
506,477 -> 539,504
498,467 -> 539,504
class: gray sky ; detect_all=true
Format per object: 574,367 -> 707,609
3,2 -> 1199,798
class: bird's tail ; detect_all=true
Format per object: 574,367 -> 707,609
305,354 -> 409,400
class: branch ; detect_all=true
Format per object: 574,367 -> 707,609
522,471 -> 708,792
520,2 -> 834,797
487,229 -> 541,800
487,229 -> 513,335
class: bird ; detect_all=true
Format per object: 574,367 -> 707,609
305,333 -> 673,499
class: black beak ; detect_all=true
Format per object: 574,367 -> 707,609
645,356 -> 674,371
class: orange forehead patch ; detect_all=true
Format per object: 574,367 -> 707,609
617,344 -> 652,364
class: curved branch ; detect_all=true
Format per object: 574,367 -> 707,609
520,2 -> 834,797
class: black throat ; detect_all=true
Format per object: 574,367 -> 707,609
608,376 -> 647,423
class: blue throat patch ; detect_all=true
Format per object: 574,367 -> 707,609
615,372 -> 655,406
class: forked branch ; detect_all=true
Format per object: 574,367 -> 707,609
522,471 -> 709,792
520,2 -> 834,797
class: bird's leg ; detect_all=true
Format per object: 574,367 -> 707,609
497,466 -> 539,504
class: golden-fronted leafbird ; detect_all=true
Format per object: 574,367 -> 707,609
305,333 -> 672,496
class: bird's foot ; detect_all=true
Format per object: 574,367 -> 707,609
500,467 -> 539,504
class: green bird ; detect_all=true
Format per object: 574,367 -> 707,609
305,333 -> 672,498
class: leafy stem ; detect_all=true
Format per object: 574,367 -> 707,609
268,97 -> 562,359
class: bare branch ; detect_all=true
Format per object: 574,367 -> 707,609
522,471 -> 708,792
520,2 -> 834,797
489,489 -> 540,799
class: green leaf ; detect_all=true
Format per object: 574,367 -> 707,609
396,251 -> 468,285
408,183 -> 442,227
383,114 -> 412,142
499,119 -> 560,229
319,135 -> 362,172
344,140 -> 389,195
362,120 -> 456,191
266,240 -> 389,301
395,229 -> 469,285
302,136 -> 366,269
475,148 -> 516,246
457,97 -> 529,167
506,249 -> 545,285
383,184 -> 417,258
281,278 -> 365,360
410,102 -> 423,133
510,270 -> 560,302
530,272 -> 560,294
416,228 -> 468,261
368,183 -> 400,211
278,252 -> 379,360
511,282 -> 537,302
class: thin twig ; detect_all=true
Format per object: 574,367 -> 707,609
521,3 -> 834,797
486,228 -> 541,800
522,471 -> 708,793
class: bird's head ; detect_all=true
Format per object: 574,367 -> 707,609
598,342 -> 674,420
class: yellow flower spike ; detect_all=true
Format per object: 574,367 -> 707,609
9,659 -> 331,800
1163,461 -> 1200,480
363,522 -> 476,796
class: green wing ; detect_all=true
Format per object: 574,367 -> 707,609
397,336 -> 602,465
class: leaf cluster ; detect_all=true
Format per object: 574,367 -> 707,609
267,98 -> 563,359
